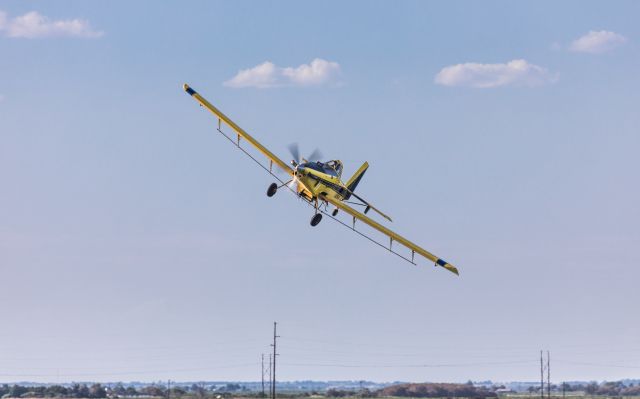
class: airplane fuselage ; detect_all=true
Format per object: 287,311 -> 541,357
294,162 -> 348,202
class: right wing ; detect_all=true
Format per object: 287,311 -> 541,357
183,84 -> 294,176
322,194 -> 459,275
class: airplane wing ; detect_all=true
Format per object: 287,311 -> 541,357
322,194 -> 459,275
183,84 -> 294,176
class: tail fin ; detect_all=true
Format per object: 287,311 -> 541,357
344,162 -> 369,197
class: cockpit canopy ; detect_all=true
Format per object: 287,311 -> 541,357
302,160 -> 343,177
325,160 -> 343,177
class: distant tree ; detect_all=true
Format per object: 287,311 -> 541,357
597,381 -> 626,396
32,386 -> 47,397
112,383 -> 126,396
170,387 -> 186,397
358,388 -> 374,397
140,385 -> 166,397
571,383 -> 586,392
585,383 -> 599,395
79,384 -> 91,398
89,384 -> 106,398
622,385 -> 640,396
379,383 -> 497,398
191,383 -> 207,397
47,385 -> 69,397
326,388 -> 355,397
8,385 -> 29,398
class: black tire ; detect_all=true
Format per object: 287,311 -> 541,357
332,209 -> 339,217
267,183 -> 278,197
310,213 -> 323,226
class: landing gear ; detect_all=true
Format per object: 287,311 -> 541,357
332,208 -> 339,217
266,183 -> 278,197
310,213 -> 323,226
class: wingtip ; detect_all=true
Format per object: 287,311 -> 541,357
183,83 -> 196,96
446,264 -> 460,276
436,258 -> 459,275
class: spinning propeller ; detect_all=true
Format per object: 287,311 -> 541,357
286,143 -> 323,193
287,143 -> 322,166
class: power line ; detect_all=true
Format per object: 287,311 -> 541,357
555,360 -> 640,369
279,360 -> 536,368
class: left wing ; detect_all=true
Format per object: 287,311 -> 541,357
322,194 -> 459,275
183,84 -> 294,176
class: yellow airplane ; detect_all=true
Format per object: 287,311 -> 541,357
183,84 -> 459,275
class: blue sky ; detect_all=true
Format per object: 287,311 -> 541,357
1,0 -> 639,384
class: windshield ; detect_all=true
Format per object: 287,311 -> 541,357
325,160 -> 342,177
302,162 -> 338,177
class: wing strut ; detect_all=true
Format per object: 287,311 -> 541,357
323,194 -> 459,275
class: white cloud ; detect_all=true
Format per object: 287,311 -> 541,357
224,58 -> 341,89
0,10 -> 103,38
570,30 -> 627,54
282,59 -> 341,86
224,61 -> 281,89
434,59 -> 557,89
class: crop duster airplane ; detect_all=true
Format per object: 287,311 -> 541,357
183,84 -> 458,275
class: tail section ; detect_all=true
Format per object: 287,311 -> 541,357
344,162 -> 369,198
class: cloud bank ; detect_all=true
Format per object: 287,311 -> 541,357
434,59 -> 557,88
0,10 -> 103,38
569,30 -> 627,54
224,58 -> 341,88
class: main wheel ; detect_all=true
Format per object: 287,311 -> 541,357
332,209 -> 339,217
266,183 -> 278,197
310,213 -> 323,226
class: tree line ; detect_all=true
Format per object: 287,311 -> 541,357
0,384 -> 107,398
2,380 -> 640,398
0,383 -> 252,399
580,381 -> 640,396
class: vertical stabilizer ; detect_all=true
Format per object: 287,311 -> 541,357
345,162 -> 369,197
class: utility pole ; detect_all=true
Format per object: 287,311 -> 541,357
562,382 -> 566,399
547,351 -> 551,399
167,380 -> 171,399
540,351 -> 544,399
261,354 -> 265,398
268,353 -> 272,399
271,322 -> 279,399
